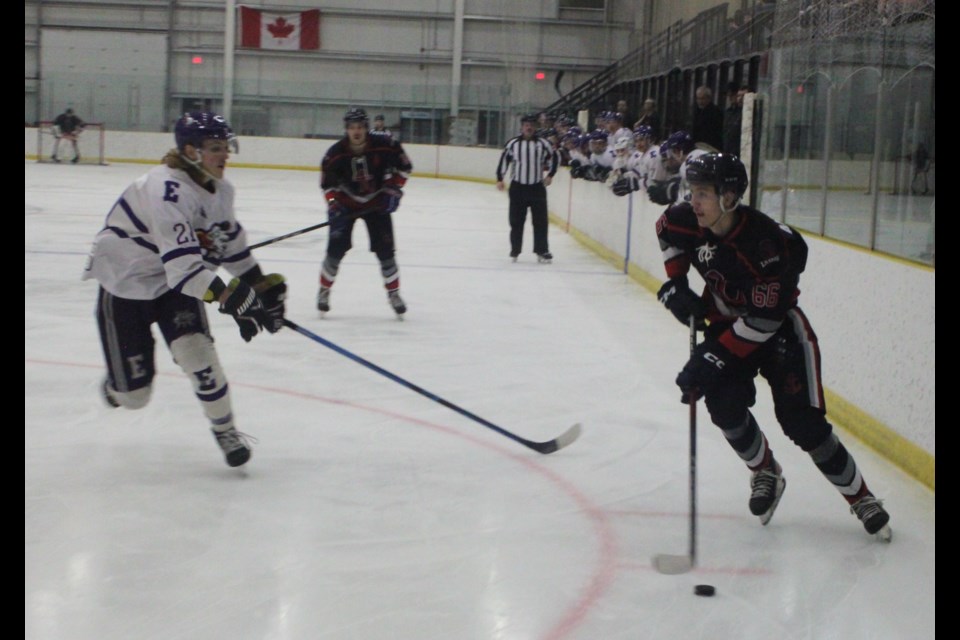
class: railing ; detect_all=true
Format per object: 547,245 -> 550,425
543,3 -> 776,115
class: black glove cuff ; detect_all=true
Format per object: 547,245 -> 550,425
238,265 -> 265,287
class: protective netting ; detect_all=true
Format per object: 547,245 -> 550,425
771,0 -> 935,75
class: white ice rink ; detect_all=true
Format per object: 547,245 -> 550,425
25,160 -> 935,640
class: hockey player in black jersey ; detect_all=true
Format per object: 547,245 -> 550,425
317,107 -> 413,317
655,152 -> 891,540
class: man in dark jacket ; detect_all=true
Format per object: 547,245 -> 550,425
690,86 -> 723,151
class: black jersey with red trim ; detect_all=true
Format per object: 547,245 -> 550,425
320,134 -> 412,211
655,202 -> 808,359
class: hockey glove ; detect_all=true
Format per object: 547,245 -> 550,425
254,273 -> 287,333
378,187 -> 403,214
657,277 -> 707,330
665,176 -> 682,203
647,180 -> 676,206
612,174 -> 641,197
219,278 -> 269,342
676,341 -> 734,403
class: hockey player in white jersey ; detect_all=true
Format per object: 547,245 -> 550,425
612,125 -> 664,197
585,129 -> 614,181
606,131 -> 640,188
82,111 -> 287,468
642,130 -> 710,206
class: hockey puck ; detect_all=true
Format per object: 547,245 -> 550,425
694,584 -> 716,597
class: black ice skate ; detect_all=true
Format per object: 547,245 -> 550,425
317,287 -> 331,315
537,252 -> 553,264
101,378 -> 120,409
850,494 -> 892,542
388,291 -> 407,318
749,460 -> 786,525
212,426 -> 253,467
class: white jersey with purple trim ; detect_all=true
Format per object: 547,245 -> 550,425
678,148 -> 711,202
568,148 -> 590,166
591,147 -> 616,170
608,150 -> 643,186
82,163 -> 258,301
606,127 -> 632,146
642,146 -> 670,188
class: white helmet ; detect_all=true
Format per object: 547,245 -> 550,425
613,133 -> 633,152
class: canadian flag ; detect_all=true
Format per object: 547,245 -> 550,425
239,6 -> 320,51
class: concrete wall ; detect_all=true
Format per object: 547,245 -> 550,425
25,127 -> 935,489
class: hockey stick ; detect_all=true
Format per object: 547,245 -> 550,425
249,207 -> 376,251
282,319 -> 582,454
652,315 -> 699,574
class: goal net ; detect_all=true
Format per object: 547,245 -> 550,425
36,121 -> 107,165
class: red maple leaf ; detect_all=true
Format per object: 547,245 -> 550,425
267,17 -> 295,39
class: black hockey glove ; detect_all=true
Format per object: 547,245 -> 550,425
647,179 -> 677,206
254,273 -> 287,333
676,341 -> 734,403
657,277 -> 707,330
219,278 -> 269,342
612,174 -> 641,197
581,166 -> 601,181
593,166 -> 612,182
378,186 -> 402,214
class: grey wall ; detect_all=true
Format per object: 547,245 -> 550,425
26,0 -> 645,142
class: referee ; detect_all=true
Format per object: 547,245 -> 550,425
496,113 -> 560,263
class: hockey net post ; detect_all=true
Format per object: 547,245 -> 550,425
36,121 -> 107,165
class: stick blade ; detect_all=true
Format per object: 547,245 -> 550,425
554,422 -> 582,450
530,423 -> 582,454
652,553 -> 693,575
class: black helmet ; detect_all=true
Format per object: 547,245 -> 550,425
344,107 -> 369,125
520,113 -> 539,124
685,153 -> 749,200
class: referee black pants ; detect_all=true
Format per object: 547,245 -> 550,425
508,182 -> 549,256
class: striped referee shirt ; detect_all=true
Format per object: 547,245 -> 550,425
496,135 -> 559,185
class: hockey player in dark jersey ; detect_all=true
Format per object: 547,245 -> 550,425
317,107 -> 413,317
655,152 -> 891,540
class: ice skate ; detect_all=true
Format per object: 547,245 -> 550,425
510,250 -> 519,263
537,252 -> 553,264
749,460 -> 786,525
101,377 -> 120,409
850,494 -> 892,542
212,426 -> 253,467
388,291 -> 407,318
317,286 -> 331,316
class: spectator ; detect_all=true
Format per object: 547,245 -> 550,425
910,142 -> 931,195
615,99 -> 637,133
690,86 -> 724,151
634,98 -> 661,142
722,82 -> 743,156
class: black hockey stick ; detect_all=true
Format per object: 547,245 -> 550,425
249,207 -> 376,251
652,315 -> 699,574
282,319 -> 582,454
